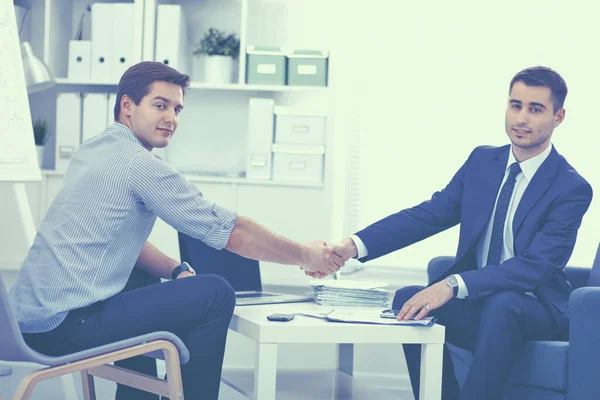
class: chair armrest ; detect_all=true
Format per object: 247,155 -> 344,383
567,287 -> 600,399
427,256 -> 456,285
564,266 -> 591,291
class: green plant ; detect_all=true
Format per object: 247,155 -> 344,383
33,118 -> 51,146
193,28 -> 240,59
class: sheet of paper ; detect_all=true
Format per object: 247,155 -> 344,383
324,310 -> 435,326
308,280 -> 389,290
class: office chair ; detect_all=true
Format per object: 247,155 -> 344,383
427,242 -> 600,400
0,272 -> 189,400
178,232 -> 262,292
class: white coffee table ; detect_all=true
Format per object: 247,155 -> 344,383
225,302 -> 445,400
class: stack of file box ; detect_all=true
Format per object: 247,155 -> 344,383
308,280 -> 391,307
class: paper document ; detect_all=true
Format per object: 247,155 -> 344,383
297,310 -> 436,326
308,280 -> 391,307
308,280 -> 388,290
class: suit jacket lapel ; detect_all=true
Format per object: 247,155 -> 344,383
468,146 -> 510,244
512,147 -> 559,234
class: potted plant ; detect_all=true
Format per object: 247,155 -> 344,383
33,118 -> 51,168
193,28 -> 240,84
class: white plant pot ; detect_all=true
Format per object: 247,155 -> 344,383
204,55 -> 234,84
36,145 -> 44,168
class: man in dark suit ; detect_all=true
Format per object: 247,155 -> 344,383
322,66 -> 593,399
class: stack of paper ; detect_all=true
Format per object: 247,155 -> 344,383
308,280 -> 391,307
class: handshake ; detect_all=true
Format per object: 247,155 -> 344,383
300,237 -> 359,279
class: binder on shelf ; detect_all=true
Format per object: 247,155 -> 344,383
68,40 -> 91,80
55,93 -> 82,171
246,98 -> 275,179
155,5 -> 189,74
90,3 -> 113,81
82,93 -> 108,144
111,3 -> 137,81
107,93 -> 117,125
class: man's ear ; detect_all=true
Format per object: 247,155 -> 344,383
554,108 -> 565,127
121,95 -> 134,117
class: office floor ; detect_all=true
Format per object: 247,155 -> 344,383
0,365 -> 413,399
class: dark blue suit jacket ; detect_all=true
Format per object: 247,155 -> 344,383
355,145 -> 593,332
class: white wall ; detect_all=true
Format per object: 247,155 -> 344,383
340,1 -> 600,269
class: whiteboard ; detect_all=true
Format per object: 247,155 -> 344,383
0,3 -> 41,182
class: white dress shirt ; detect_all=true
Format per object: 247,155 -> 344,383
351,143 -> 553,299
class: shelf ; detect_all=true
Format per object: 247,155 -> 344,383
53,78 -> 328,93
188,82 -> 329,92
41,170 -> 324,188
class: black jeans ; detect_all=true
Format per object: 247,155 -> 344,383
393,286 -> 559,400
23,269 -> 236,400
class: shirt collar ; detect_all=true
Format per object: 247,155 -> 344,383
506,143 -> 553,182
109,122 -> 149,150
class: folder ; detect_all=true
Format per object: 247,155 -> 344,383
107,93 -> 117,125
111,3 -> 137,81
90,3 -> 113,81
246,98 -> 275,179
68,40 -> 91,80
82,93 -> 108,144
155,5 -> 189,73
55,93 -> 82,171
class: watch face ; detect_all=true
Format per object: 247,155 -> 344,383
447,275 -> 458,287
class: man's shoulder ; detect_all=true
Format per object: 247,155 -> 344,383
464,144 -> 510,164
553,150 -> 592,193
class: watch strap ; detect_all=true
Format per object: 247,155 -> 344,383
171,262 -> 191,280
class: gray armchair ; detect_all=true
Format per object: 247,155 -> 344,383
427,243 -> 600,400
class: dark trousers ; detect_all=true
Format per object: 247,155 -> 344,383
23,269 -> 236,400
393,286 -> 559,400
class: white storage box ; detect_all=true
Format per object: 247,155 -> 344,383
246,98 -> 275,179
274,106 -> 326,146
272,144 -> 325,183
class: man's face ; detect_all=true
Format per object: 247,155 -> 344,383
504,81 -> 564,158
120,81 -> 184,150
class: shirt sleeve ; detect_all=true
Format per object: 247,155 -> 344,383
350,235 -> 369,259
128,152 -> 237,250
455,274 -> 469,299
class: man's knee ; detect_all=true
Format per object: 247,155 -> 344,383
480,290 -> 524,324
392,286 -> 425,310
203,274 -> 236,313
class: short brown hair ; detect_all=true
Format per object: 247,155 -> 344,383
113,61 -> 190,121
509,66 -> 568,113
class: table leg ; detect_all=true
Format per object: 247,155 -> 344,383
253,343 -> 278,400
419,343 -> 443,400
338,344 -> 354,376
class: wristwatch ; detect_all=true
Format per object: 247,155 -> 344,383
171,262 -> 196,280
446,274 -> 459,298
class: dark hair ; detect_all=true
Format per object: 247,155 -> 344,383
509,66 -> 568,113
113,61 -> 190,121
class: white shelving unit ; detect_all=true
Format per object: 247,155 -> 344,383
19,0 -> 339,287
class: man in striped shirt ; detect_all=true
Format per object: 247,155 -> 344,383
8,61 -> 343,400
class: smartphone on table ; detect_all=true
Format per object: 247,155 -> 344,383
267,313 -> 295,322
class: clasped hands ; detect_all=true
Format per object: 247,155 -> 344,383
300,237 -> 358,279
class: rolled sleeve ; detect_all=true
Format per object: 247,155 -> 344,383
129,153 -> 238,249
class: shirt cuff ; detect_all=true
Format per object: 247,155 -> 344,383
350,235 -> 368,259
454,274 -> 469,299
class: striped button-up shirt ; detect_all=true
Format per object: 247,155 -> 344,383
9,123 -> 237,333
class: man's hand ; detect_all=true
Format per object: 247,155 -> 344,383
176,271 -> 195,279
304,237 -> 357,279
300,240 -> 344,278
330,237 -> 358,261
397,281 -> 453,321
